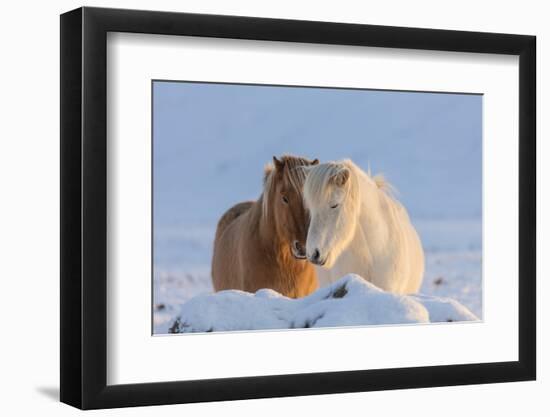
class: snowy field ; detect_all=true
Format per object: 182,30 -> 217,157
153,218 -> 482,334
153,82 -> 482,334
167,274 -> 478,334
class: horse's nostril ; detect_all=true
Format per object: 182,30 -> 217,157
312,249 -> 320,262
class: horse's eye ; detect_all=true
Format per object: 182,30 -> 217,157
330,203 -> 339,209
282,196 -> 289,204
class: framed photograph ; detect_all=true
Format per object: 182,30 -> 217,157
60,6 -> 536,409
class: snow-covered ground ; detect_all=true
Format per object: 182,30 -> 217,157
152,82 -> 482,334
166,274 -> 477,334
153,218 -> 482,334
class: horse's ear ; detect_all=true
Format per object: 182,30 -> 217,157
273,156 -> 285,171
311,158 -> 319,165
331,168 -> 350,187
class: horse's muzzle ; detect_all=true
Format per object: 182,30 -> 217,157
308,248 -> 326,266
292,241 -> 307,259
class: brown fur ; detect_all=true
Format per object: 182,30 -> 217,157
211,155 -> 319,298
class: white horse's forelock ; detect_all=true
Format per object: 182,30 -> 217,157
304,160 -> 359,205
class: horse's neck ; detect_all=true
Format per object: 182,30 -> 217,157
354,170 -> 378,218
353,172 -> 389,245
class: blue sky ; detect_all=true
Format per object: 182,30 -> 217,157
153,81 -> 482,228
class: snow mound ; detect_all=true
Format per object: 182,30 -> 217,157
168,274 -> 479,333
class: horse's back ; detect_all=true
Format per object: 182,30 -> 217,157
214,201 -> 254,241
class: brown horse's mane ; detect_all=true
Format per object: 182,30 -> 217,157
261,155 -> 310,219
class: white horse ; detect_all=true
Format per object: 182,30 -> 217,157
302,160 -> 424,294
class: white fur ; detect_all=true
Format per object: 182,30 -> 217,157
303,160 -> 424,294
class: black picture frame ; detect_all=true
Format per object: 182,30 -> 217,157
60,6 -> 536,410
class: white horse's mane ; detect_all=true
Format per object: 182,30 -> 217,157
370,173 -> 398,197
304,159 -> 396,204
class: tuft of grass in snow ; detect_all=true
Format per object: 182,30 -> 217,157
329,283 -> 348,299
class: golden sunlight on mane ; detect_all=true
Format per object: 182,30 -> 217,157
372,173 -> 398,197
262,155 -> 310,219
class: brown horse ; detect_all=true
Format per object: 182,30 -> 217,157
211,155 -> 319,298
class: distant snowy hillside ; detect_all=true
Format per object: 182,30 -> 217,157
153,82 -> 482,230
167,274 -> 478,334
